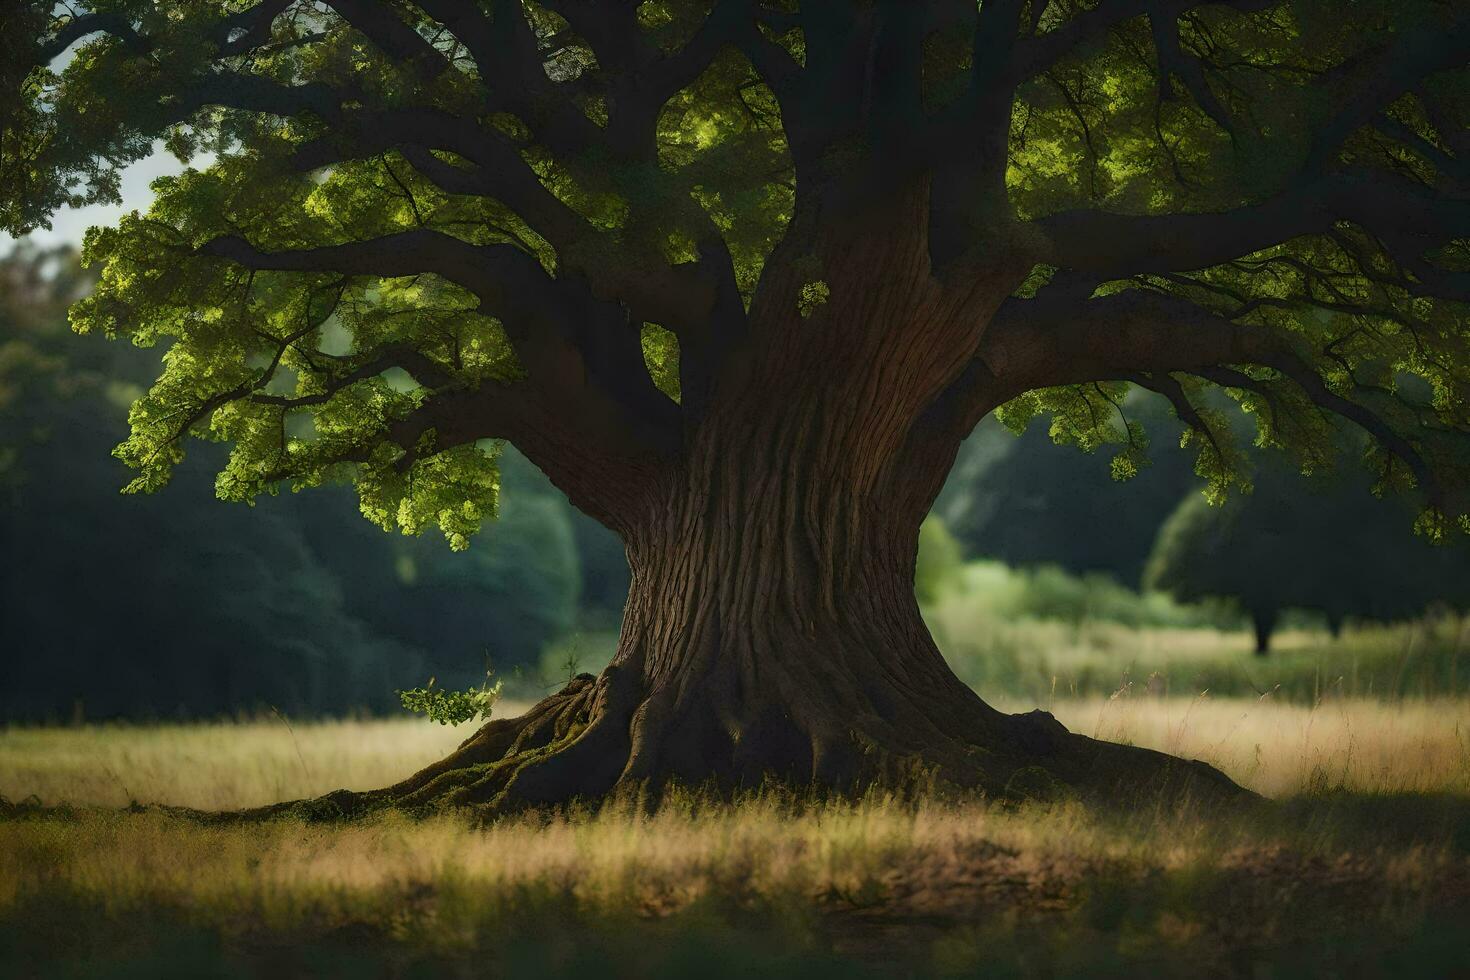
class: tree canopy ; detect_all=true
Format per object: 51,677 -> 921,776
6,0 -> 1470,545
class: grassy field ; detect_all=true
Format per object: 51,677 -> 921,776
3,695 -> 1467,808
928,591 -> 1470,703
548,612 -> 1470,707
3,692 -> 1469,977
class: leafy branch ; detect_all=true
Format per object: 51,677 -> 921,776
397,672 -> 503,726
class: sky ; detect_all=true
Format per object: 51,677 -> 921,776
0,36 -> 195,255
0,143 -> 189,253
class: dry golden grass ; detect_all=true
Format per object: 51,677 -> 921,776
0,708 -> 522,811
2,699 -> 1469,976
0,792 -> 1455,927
1004,694 -> 1470,797
2,780 -> 1468,976
3,696 -> 1466,809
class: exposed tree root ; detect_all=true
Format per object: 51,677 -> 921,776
183,668 -> 1255,825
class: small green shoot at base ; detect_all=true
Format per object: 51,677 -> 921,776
397,674 -> 503,726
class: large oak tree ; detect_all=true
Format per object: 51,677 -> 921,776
7,0 -> 1470,809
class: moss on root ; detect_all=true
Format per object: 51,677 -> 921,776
154,686 -> 1255,827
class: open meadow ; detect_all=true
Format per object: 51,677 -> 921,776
4,694 -> 1468,809
4,627 -> 1469,978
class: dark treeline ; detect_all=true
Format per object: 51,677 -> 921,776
0,246 -> 626,721
935,397 -> 1201,588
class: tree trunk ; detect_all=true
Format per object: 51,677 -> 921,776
1252,608 -> 1278,656
264,189 -> 1252,818
368,474 -> 1246,812
1326,611 -> 1345,640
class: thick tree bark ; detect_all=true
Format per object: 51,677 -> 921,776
368,476 -> 1247,812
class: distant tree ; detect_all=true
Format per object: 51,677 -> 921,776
1146,457 -> 1470,654
11,0 -> 1470,806
935,395 -> 1199,586
0,244 -> 104,482
565,508 -> 632,631
285,448 -> 582,687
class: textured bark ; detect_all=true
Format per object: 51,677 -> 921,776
356,484 -> 1249,813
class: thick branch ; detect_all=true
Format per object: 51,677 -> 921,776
1149,7 -> 1235,135
978,287 -> 1281,395
1038,169 -> 1470,289
1304,18 -> 1470,175
197,231 -> 682,464
197,230 -> 525,301
1007,0 -> 1277,82
40,1 -> 293,63
37,11 -> 149,62
967,286 -> 1449,510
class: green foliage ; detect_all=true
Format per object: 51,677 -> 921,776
70,169 -> 517,546
914,515 -> 963,604
8,0 -> 799,546
3,0 -> 1468,550
1005,564 -> 1225,630
990,2 -> 1470,519
796,279 -> 829,318
925,559 -> 1230,632
355,440 -> 502,552
639,322 -> 682,401
397,674 -> 502,727
936,396 -> 1204,586
926,562 -> 1470,703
